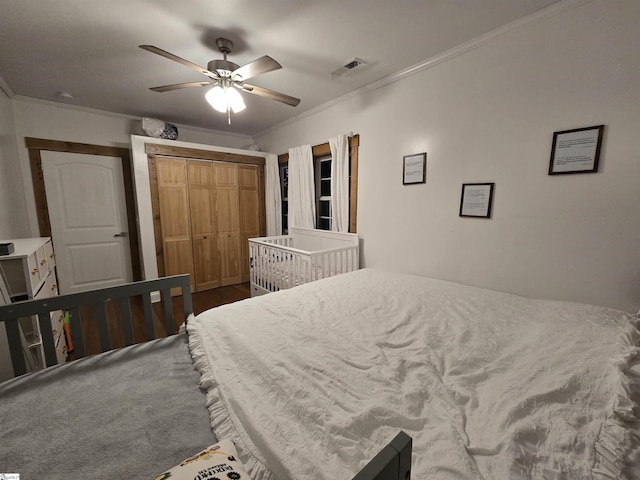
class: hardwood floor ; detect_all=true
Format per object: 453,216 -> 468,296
168,281 -> 252,328
67,282 -> 251,360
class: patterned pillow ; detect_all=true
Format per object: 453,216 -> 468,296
154,439 -> 250,480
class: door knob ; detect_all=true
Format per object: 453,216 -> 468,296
114,232 -> 128,237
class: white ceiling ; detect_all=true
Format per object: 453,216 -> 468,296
0,0 -> 560,137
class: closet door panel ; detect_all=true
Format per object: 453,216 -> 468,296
188,161 -> 219,291
239,189 -> 260,233
189,187 -> 215,236
218,235 -> 241,286
159,187 -> 190,238
216,189 -> 240,235
163,240 -> 194,281
214,163 -> 238,187
156,158 -> 194,292
192,238 -> 219,291
238,165 -> 258,189
214,163 -> 241,286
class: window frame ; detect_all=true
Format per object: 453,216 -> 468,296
315,154 -> 332,231
278,135 -> 359,234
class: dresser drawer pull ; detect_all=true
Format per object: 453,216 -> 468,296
53,329 -> 58,337
31,268 -> 39,275
40,259 -> 47,265
52,284 -> 57,291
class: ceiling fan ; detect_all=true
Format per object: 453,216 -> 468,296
139,38 -> 300,122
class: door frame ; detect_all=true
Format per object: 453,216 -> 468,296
145,143 -> 266,281
25,137 -> 142,281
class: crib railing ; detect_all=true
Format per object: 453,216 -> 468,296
0,274 -> 192,377
249,237 -> 359,295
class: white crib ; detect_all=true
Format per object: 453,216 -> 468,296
249,227 -> 359,296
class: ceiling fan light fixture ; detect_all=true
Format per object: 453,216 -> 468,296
226,87 -> 246,113
205,84 -> 246,114
205,85 -> 228,113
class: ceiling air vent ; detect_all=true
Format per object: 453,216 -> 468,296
332,57 -> 367,79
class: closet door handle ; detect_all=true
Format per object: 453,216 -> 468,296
114,232 -> 128,238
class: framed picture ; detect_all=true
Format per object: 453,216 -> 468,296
548,125 -> 604,175
403,152 -> 426,185
459,183 -> 494,218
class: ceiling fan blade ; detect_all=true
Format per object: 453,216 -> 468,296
241,84 -> 300,107
149,81 -> 213,92
139,45 -> 216,78
232,56 -> 282,82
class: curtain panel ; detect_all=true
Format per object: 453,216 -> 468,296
288,145 -> 315,229
329,133 -> 349,232
264,154 -> 282,236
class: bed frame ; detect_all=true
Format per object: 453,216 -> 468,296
353,431 -> 412,480
0,274 -> 192,377
249,226 -> 359,296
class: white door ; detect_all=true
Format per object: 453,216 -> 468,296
42,152 -> 133,294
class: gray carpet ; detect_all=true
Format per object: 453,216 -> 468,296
0,333 -> 216,479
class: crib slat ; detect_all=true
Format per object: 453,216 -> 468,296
293,251 -> 297,288
5,319 -> 27,376
295,254 -> 300,287
36,312 -> 56,367
181,276 -> 193,317
161,288 -> 174,335
38,312 -> 58,366
119,297 -> 135,346
142,292 -> 154,341
286,251 -> 292,290
95,302 -> 112,353
69,307 -> 84,358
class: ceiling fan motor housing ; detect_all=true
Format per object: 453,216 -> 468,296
207,59 -> 240,78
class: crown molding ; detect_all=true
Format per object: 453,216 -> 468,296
0,75 -> 15,98
10,95 -> 251,140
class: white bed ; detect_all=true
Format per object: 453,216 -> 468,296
248,227 -> 359,296
189,268 -> 640,479
1,268 -> 639,479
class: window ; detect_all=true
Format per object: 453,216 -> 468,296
315,155 -> 332,230
280,163 -> 289,232
279,135 -> 359,234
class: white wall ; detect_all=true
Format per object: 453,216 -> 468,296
256,0 -> 640,312
8,97 -> 253,237
0,92 -> 29,239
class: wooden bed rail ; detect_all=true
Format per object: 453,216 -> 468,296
0,274 -> 192,377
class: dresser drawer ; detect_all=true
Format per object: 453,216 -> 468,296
35,244 -> 50,282
26,252 -> 42,295
44,239 -> 56,270
35,271 -> 59,300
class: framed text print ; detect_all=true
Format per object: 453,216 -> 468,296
459,183 -> 494,218
403,152 -> 426,185
548,125 -> 604,175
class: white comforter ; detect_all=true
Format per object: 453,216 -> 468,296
188,269 -> 640,479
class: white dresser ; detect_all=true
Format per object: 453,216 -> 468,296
0,237 -> 66,380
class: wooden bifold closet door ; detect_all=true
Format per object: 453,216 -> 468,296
151,156 -> 262,293
214,162 -> 241,287
188,161 -> 219,291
